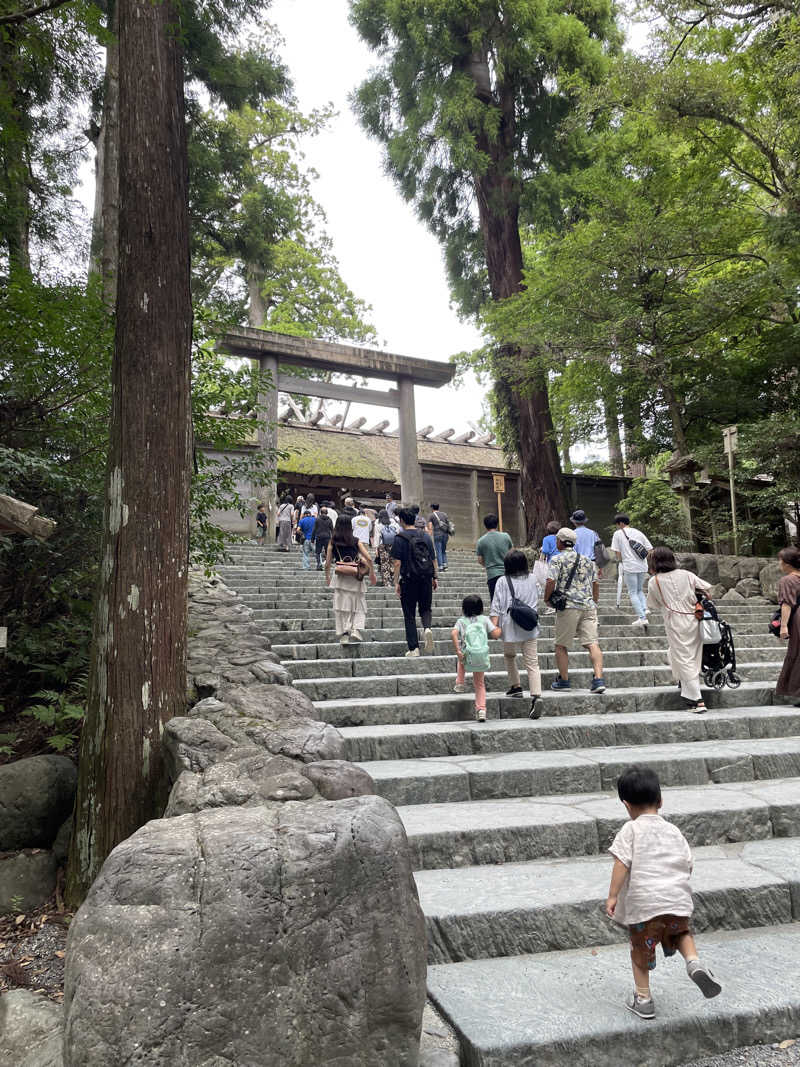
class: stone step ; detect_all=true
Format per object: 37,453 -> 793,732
357,735 -> 800,807
426,922 -> 800,1066
398,775 -> 800,871
311,681 -> 779,729
252,622 -> 770,645
285,646 -> 783,680
291,662 -> 777,704
416,837 -> 800,963
341,706 -> 800,762
271,633 -> 781,660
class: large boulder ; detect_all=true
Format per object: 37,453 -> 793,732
165,752 -> 319,815
760,561 -> 783,604
187,684 -> 344,763
721,587 -> 747,603
715,556 -> 742,590
0,849 -> 58,913
63,799 -> 427,1067
0,989 -> 63,1067
739,557 -> 767,579
0,755 -> 77,851
735,577 -> 761,599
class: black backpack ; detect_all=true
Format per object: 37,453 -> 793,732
399,530 -> 435,580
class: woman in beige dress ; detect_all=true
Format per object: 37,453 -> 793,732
325,516 -> 375,645
646,547 -> 712,712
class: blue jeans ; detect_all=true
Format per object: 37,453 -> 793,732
302,539 -> 313,570
625,570 -> 647,619
434,535 -> 448,569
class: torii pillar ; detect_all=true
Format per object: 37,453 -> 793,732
397,376 -> 423,506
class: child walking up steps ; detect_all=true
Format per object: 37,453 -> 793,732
606,765 -> 722,1020
451,594 -> 501,722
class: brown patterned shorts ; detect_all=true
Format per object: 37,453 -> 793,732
628,914 -> 691,971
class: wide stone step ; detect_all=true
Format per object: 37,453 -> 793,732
285,645 -> 783,680
292,662 -> 777,703
416,837 -> 800,963
271,632 -> 781,660
358,736 -> 800,807
398,776 -> 800,870
426,922 -> 800,1067
311,681 -> 779,728
341,706 -> 800,762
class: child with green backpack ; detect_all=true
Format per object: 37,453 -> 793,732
451,594 -> 501,721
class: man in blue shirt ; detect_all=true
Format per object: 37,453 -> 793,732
571,509 -> 598,560
298,509 -> 316,570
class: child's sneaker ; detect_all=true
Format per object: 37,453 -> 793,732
687,960 -> 722,998
626,992 -> 655,1019
476,707 -> 487,722
453,682 -> 467,693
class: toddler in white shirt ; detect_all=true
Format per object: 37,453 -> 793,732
606,764 -> 722,1019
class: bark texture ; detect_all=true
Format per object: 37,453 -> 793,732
88,1 -> 119,307
66,0 -> 192,903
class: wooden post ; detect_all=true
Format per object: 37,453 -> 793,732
493,474 -> 506,533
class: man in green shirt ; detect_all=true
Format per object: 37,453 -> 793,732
476,514 -> 513,599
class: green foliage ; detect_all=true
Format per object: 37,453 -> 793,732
23,689 -> 85,752
616,478 -> 693,551
0,731 -> 17,758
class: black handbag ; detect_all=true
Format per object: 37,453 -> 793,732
506,576 -> 538,630
549,554 -> 581,612
770,603 -> 797,638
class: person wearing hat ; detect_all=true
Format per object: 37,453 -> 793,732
544,527 -> 607,693
570,509 -> 598,560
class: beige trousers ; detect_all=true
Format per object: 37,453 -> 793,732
503,639 -> 542,697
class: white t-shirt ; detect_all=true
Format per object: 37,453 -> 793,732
351,513 -> 372,544
326,507 -> 338,526
609,813 -> 694,926
490,573 -> 540,643
611,526 -> 653,574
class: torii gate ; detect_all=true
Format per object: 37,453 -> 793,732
220,327 -> 455,525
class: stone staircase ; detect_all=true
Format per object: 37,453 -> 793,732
218,542 -> 800,1066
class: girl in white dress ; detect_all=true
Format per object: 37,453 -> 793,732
646,547 -> 712,712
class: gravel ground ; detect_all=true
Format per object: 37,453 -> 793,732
0,893 -> 72,1002
681,1039 -> 800,1067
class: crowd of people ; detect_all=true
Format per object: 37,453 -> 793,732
255,493 -> 800,719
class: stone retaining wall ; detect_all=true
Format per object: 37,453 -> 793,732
61,570 -> 428,1067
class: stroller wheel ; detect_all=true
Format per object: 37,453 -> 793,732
703,670 -> 715,688
726,672 -> 741,689
712,670 -> 727,690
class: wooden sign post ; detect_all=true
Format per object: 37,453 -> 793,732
493,473 -> 506,532
722,425 -> 739,554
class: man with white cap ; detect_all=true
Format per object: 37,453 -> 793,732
544,527 -> 607,693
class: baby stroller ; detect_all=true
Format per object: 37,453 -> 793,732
700,599 -> 741,690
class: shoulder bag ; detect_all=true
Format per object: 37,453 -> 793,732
621,527 -> 649,561
334,546 -> 370,581
506,576 -> 539,630
549,554 -> 581,612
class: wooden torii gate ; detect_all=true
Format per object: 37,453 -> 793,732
220,328 -> 455,527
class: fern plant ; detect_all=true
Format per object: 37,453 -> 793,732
23,690 -> 85,752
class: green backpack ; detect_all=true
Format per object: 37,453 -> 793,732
463,616 -> 490,672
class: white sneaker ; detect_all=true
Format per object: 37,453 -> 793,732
476,707 -> 487,722
423,628 -> 435,654
405,648 -> 420,658
339,633 -> 350,645
453,682 -> 467,693
631,617 -> 648,629
349,630 -> 362,642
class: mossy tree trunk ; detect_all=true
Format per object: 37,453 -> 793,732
66,0 -> 192,904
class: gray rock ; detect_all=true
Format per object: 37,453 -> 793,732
760,561 -> 783,604
721,588 -> 747,603
738,557 -> 767,579
717,556 -> 743,589
736,578 -> 761,598
165,752 -> 321,815
63,799 -> 426,1067
0,989 -> 63,1067
694,555 -> 721,584
419,1001 -> 461,1067
0,850 -> 58,913
51,818 -> 72,865
0,755 -> 77,851
709,583 -> 728,601
163,716 -> 235,778
188,684 -> 344,763
301,760 -> 375,800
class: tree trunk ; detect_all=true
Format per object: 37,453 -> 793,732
0,29 -> 32,275
561,421 -> 573,474
469,59 -> 567,545
247,263 -> 267,327
604,386 -> 624,476
66,0 -> 192,904
662,380 -> 689,456
621,383 -> 646,477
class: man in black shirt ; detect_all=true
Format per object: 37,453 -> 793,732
391,507 -> 438,657
428,502 -> 451,571
312,507 -> 333,571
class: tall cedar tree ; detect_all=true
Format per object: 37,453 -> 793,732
350,0 -> 618,541
66,0 -> 192,902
